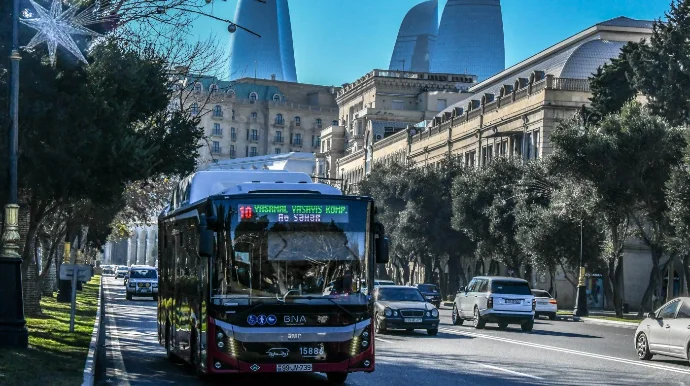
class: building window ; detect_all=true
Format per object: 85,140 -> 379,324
294,133 -> 302,145
210,84 -> 218,93
212,123 -> 222,136
311,135 -> 316,147
275,130 -> 283,143
534,130 -> 541,159
249,92 -> 258,101
230,127 -> 236,140
250,146 -> 258,157
332,120 -> 338,126
190,103 -> 199,115
525,132 -> 533,159
231,109 -> 235,120
275,114 -> 284,125
251,129 -> 259,142
316,118 -> 322,128
227,89 -> 236,97
251,112 -> 258,121
294,116 -> 301,126
212,105 -> 222,117
229,144 -> 235,157
273,94 -> 281,102
211,141 -> 221,153
437,99 -> 447,111
275,148 -> 281,154
194,82 -> 202,94
392,100 -> 404,110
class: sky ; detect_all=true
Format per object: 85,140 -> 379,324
189,0 -> 672,86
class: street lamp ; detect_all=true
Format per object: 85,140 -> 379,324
573,218 -> 588,317
0,0 -> 29,348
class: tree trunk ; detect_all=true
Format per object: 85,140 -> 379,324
637,252 -> 662,317
684,253 -> 690,296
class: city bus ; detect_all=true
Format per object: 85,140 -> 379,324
157,170 -> 389,384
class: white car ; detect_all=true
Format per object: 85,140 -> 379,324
635,297 -> 690,363
532,289 -> 558,320
126,266 -> 158,301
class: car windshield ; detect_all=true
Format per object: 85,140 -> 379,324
417,284 -> 438,292
491,281 -> 531,295
129,269 -> 157,279
531,290 -> 551,298
211,199 -> 370,305
117,267 -> 127,271
377,287 -> 426,302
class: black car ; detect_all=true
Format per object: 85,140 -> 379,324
374,285 -> 439,336
415,283 -> 441,308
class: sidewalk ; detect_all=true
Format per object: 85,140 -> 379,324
559,310 -> 641,329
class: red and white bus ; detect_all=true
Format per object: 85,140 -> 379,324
157,170 -> 389,384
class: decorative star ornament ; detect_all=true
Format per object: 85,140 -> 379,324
20,0 -> 102,65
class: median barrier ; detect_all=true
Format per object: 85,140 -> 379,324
81,275 -> 104,386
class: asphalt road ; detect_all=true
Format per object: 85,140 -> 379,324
97,277 -> 690,385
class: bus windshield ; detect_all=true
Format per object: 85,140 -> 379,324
211,199 -> 370,305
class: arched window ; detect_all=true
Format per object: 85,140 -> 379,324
273,94 -> 281,102
231,109 -> 235,120
190,103 -> 199,115
249,92 -> 258,101
213,105 -> 222,117
251,112 -> 258,121
275,113 -> 284,125
210,84 -> 218,93
227,89 -> 236,97
294,116 -> 301,126
316,118 -> 322,127
194,82 -> 202,94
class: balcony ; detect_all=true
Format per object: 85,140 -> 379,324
211,129 -> 223,137
249,135 -> 260,143
273,137 -> 284,144
293,140 -> 303,147
229,150 -> 236,157
212,112 -> 223,120
274,119 -> 285,127
211,147 -> 222,154
230,133 -> 237,141
250,151 -> 258,157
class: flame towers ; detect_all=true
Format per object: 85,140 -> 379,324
228,0 -> 298,82
389,0 -> 438,72
389,0 -> 505,81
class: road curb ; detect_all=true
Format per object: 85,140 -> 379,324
580,316 -> 638,329
82,276 -> 104,386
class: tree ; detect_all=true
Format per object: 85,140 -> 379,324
452,157 -> 526,276
549,102 -> 684,316
666,129 -> 690,296
589,43 -> 639,117
628,0 -> 690,126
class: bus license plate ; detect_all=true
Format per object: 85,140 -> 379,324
276,364 -> 312,372
404,318 -> 423,323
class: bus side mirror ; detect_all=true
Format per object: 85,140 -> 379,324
375,222 -> 389,264
199,214 -> 214,258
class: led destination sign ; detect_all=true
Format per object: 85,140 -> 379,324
238,204 -> 349,223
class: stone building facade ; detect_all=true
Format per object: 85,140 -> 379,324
316,69 -> 476,188
172,75 -> 340,169
326,17 -> 678,311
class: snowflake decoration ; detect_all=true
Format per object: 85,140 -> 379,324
20,0 -> 103,65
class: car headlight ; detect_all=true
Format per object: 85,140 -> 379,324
129,282 -> 135,287
426,311 -> 431,317
384,307 -> 392,317
432,308 -> 439,318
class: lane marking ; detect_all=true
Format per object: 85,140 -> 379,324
375,337 -> 395,343
472,362 -> 544,380
104,282 -> 132,386
438,327 -> 690,376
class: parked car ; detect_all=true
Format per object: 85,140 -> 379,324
531,289 -> 558,320
373,285 -> 439,335
452,276 -> 535,331
635,297 -> 690,363
125,266 -> 158,301
415,283 -> 442,308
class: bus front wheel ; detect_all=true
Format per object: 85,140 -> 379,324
326,372 -> 348,384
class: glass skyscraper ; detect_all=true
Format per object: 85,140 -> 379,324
388,0 -> 438,72
430,0 -> 505,81
228,0 -> 298,82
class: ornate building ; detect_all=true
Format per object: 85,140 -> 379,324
174,75 -> 339,168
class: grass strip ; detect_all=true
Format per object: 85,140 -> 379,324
0,275 -> 100,386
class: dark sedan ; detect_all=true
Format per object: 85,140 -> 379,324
374,285 -> 439,336
415,283 -> 442,308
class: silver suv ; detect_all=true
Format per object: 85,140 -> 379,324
451,276 -> 535,331
125,266 -> 158,301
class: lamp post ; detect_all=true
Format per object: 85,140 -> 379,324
573,218 -> 588,317
0,0 -> 29,348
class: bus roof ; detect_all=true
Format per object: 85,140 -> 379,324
165,170 -> 342,214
